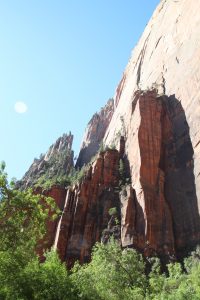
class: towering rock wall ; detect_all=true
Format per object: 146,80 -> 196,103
68,0 -> 200,259
104,0 -> 200,213
118,89 -> 199,258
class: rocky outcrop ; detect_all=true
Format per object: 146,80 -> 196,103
76,98 -> 114,168
18,133 -> 74,189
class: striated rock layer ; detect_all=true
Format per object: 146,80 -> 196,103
54,148 -> 120,266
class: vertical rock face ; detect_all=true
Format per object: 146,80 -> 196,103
119,89 -> 199,258
54,149 -> 120,266
18,133 -> 74,189
76,98 -> 114,168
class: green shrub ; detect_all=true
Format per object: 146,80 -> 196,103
108,207 -> 118,216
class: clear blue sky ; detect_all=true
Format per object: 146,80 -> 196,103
0,0 -> 160,180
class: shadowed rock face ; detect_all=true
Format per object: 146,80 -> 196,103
162,94 -> 200,257
76,98 -> 114,169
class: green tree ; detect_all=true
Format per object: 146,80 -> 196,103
146,257 -> 165,299
18,250 -> 75,300
71,240 -> 147,300
147,258 -> 195,300
0,162 -> 58,299
108,207 -> 118,216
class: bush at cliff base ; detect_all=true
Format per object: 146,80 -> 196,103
71,242 -> 200,300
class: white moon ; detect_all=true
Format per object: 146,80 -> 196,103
14,101 -> 28,114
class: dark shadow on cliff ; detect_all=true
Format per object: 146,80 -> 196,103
76,143 -> 100,169
162,94 -> 200,259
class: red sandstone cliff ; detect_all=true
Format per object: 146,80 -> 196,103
102,0 -> 200,257
49,91 -> 199,264
118,90 -> 200,258
20,0 -> 200,263
54,148 -> 120,266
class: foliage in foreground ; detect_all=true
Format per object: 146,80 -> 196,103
72,242 -> 200,300
1,162 -> 200,299
2,240 -> 200,300
0,162 -> 61,299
